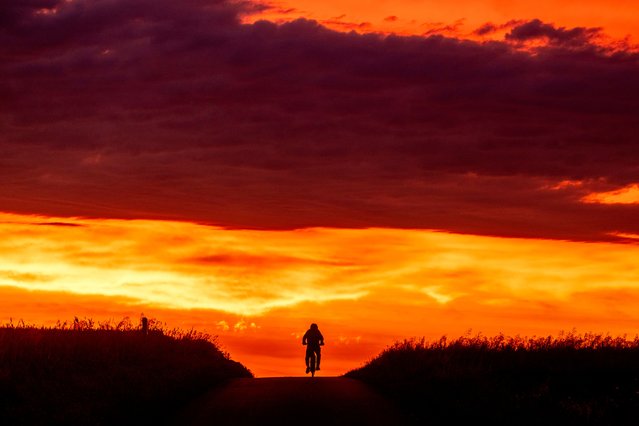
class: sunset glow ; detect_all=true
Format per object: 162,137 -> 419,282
2,212 -> 639,376
248,0 -> 639,42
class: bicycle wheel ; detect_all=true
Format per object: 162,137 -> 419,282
309,352 -> 316,377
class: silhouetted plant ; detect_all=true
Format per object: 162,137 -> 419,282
347,331 -> 639,425
0,317 -> 252,426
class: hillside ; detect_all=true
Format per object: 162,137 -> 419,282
346,332 -> 639,425
0,318 -> 252,425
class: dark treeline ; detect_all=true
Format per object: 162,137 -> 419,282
346,332 -> 639,425
0,318 -> 252,425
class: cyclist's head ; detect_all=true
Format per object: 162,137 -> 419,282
310,323 -> 318,330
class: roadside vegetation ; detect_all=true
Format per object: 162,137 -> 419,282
346,331 -> 639,425
0,317 -> 252,425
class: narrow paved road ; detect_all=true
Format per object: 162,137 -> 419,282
179,377 -> 410,426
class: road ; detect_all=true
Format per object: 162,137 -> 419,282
179,377 -> 410,426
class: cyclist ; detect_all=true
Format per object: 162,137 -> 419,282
302,323 -> 324,374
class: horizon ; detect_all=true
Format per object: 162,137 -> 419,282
1,0 -> 638,377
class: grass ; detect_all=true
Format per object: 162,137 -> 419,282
0,317 -> 252,425
346,331 -> 639,425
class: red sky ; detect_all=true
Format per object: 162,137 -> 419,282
1,0 -> 638,376
250,0 -> 639,41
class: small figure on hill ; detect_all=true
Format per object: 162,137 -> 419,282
302,323 -> 324,374
140,314 -> 148,336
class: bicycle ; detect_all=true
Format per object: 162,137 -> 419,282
304,342 -> 324,377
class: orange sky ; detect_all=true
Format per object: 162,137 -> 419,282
1,0 -> 639,378
2,211 -> 639,376
250,0 -> 639,41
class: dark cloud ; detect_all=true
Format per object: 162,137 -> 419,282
184,253 -> 353,268
1,1 -> 638,241
33,222 -> 84,227
506,19 -> 602,46
474,22 -> 499,36
473,20 -> 521,36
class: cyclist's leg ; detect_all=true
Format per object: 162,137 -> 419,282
305,347 -> 312,373
315,348 -> 321,370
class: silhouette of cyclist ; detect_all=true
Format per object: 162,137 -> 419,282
302,323 -> 324,374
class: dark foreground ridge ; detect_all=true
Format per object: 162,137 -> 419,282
346,333 -> 639,425
179,377 -> 408,426
0,319 -> 252,426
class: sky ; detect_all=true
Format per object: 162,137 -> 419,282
1,0 -> 639,376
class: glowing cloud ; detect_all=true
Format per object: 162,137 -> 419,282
582,184 -> 639,204
2,211 -> 639,315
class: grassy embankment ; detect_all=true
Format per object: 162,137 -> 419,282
0,317 -> 252,425
346,332 -> 639,425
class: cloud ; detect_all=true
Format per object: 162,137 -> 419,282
0,270 -> 54,283
3,211 -> 639,318
185,252 -> 354,269
582,183 -> 639,205
33,221 -> 84,227
474,22 -> 499,36
473,20 -> 522,36
1,1 -> 639,241
505,19 -> 602,46
216,320 -> 230,331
